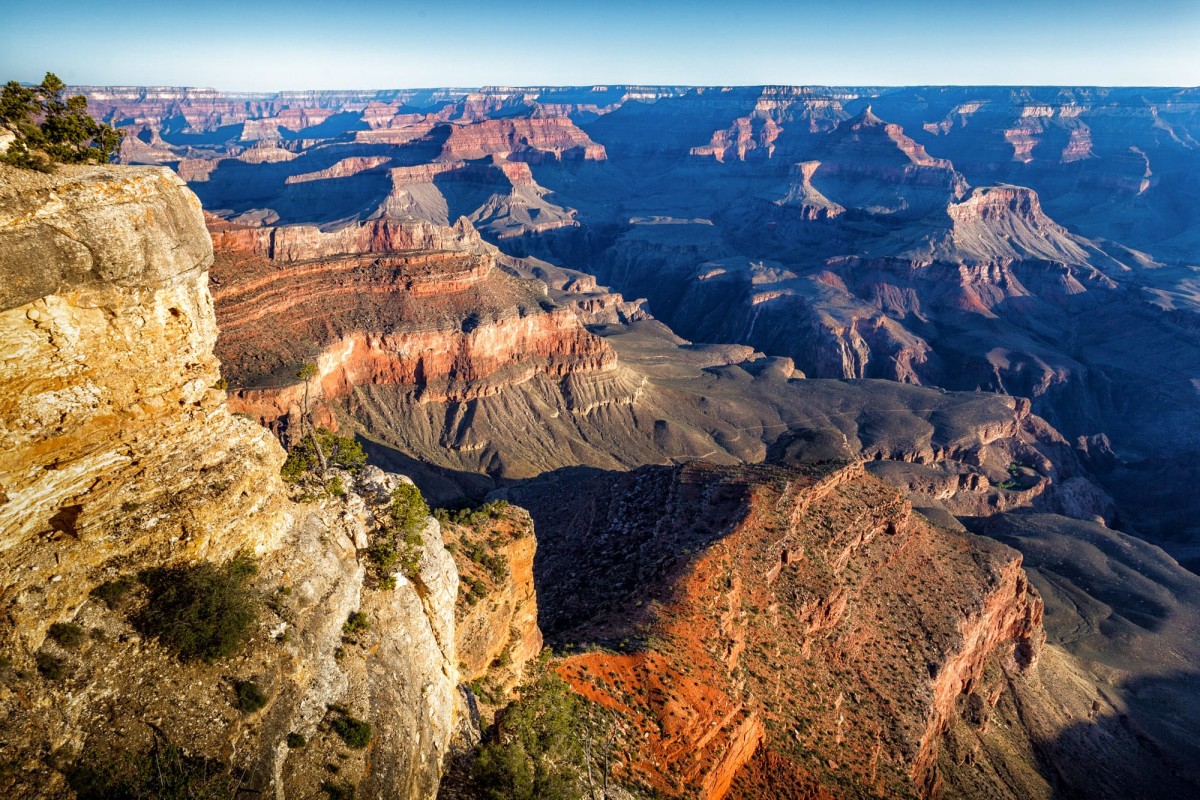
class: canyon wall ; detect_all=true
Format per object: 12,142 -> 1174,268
509,462 -> 1047,799
0,164 -> 464,799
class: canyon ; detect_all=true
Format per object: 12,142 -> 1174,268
1,82 -> 1199,799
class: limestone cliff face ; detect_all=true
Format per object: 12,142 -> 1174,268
0,165 -> 291,648
0,164 -> 460,799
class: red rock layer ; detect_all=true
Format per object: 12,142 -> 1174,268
439,117 -> 607,162
208,220 -> 617,432
552,462 -> 1043,800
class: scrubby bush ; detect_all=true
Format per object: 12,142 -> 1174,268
1,73 -> 123,172
286,732 -> 306,749
390,483 -> 429,532
68,738 -> 239,800
48,622 -> 85,648
433,499 -> 510,528
465,576 -> 488,606
281,429 -> 367,482
367,484 -> 428,580
135,554 -> 260,662
234,680 -> 269,713
91,577 -> 134,609
342,611 -> 370,637
471,659 -> 591,800
461,539 -> 510,582
331,714 -> 372,749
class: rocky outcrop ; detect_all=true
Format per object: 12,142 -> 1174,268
207,218 -> 617,438
0,165 -> 290,648
442,504 -> 542,696
208,216 -> 481,262
0,164 -> 461,799
438,117 -> 606,162
513,462 -> 1046,799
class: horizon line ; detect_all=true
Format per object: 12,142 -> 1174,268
63,82 -> 1200,94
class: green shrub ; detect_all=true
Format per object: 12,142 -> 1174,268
331,715 -> 372,749
68,738 -> 238,800
282,429 -> 367,482
465,577 -> 488,605
0,73 -> 124,172
434,499 -> 510,528
91,578 -> 134,609
327,475 -> 346,497
458,535 -> 510,582
48,622 -> 85,648
342,611 -> 370,637
135,554 -> 260,662
390,483 -> 429,532
472,663 -> 589,800
234,680 -> 269,713
367,484 -> 428,580
286,732 -> 306,749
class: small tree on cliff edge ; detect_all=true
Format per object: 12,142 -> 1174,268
0,73 -> 123,172
296,363 -> 329,477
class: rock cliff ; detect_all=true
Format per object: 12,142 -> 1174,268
510,462 -> 1047,799
0,164 -> 462,799
0,164 -> 290,647
207,217 -> 618,447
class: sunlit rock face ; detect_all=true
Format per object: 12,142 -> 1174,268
512,462 -> 1046,799
0,164 -> 462,800
0,165 -> 292,648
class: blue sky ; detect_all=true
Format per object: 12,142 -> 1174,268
2,0 -> 1198,89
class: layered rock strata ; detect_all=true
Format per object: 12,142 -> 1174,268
0,164 -> 461,799
208,218 -> 616,439
0,165 -> 290,647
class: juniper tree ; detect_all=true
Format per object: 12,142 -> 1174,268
0,72 -> 123,171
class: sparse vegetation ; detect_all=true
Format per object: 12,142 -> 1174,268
331,713 -> 372,749
47,622 -> 85,648
465,576 -> 488,606
433,499 -> 510,528
0,73 -> 123,171
461,538 -> 510,582
281,428 -> 367,482
342,611 -> 370,638
367,483 -> 429,580
91,577 -> 134,609
235,680 -> 269,713
135,553 -> 260,662
68,737 -> 239,800
471,655 -> 594,800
